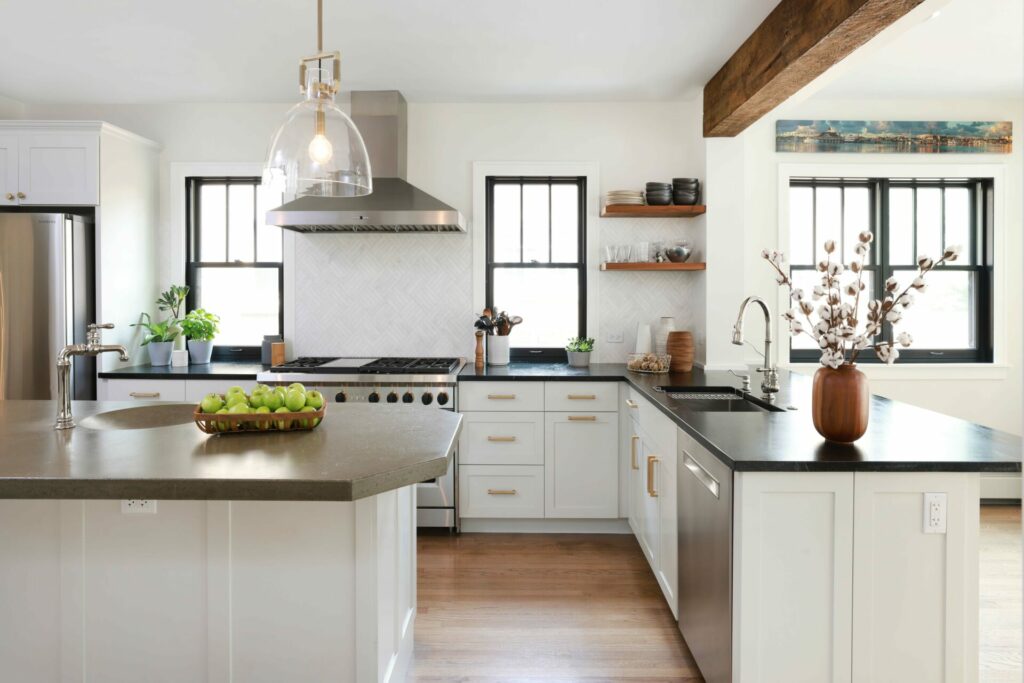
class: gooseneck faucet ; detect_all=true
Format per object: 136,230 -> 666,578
56,323 -> 129,429
731,296 -> 780,399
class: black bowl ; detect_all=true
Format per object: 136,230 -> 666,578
646,181 -> 671,187
672,178 -> 699,185
646,197 -> 672,206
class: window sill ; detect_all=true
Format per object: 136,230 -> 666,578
782,362 -> 1012,382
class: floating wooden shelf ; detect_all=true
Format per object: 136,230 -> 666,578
600,262 -> 706,271
600,204 -> 706,218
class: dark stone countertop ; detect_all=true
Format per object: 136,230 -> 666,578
0,401 -> 461,501
98,361 -> 267,380
459,362 -> 1022,473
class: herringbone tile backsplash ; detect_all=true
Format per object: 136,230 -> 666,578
292,216 -> 706,363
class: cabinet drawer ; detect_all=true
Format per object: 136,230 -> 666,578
459,466 -> 545,518
627,388 -> 676,455
100,379 -> 186,402
458,382 -> 544,411
459,412 -> 544,466
544,382 -> 618,412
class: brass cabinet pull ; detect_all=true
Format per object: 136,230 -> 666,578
626,399 -> 639,409
487,435 -> 516,442
129,391 -> 160,398
4,193 -> 13,201
16,192 -> 25,199
568,415 -> 597,422
568,394 -> 596,400
647,455 -> 659,497
631,435 -> 640,470
487,394 -> 516,400
487,489 -> 517,495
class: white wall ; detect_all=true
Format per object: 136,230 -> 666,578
714,97 -> 1023,434
0,94 -> 26,119
26,99 -> 708,362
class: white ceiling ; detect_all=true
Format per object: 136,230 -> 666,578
816,0 -> 1023,100
0,0 -> 779,104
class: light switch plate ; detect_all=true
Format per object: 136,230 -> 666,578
606,332 -> 624,343
923,492 -> 946,534
121,499 -> 158,514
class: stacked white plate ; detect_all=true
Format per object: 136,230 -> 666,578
605,190 -> 645,206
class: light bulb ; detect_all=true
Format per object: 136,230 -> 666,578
308,134 -> 334,164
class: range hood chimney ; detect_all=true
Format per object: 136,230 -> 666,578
266,90 -> 466,233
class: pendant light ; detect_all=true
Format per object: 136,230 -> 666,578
263,0 -> 372,199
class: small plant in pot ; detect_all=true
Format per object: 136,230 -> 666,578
180,309 -> 221,365
566,336 -> 595,368
157,284 -> 190,351
131,313 -> 179,366
761,232 -> 961,443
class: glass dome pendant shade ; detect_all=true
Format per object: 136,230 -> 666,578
263,1 -> 372,199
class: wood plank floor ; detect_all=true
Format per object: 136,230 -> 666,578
411,505 -> 1021,682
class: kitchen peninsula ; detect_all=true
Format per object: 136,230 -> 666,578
0,401 -> 461,683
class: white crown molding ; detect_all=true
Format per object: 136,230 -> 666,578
0,120 -> 160,149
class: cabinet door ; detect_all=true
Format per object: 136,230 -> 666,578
0,136 -> 17,205
627,421 -> 643,537
640,433 -> 661,570
655,449 -> 678,618
544,412 -> 618,518
18,133 -> 99,205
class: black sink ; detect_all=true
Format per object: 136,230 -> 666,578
656,386 -> 786,413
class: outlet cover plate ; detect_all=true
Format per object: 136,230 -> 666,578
121,499 -> 158,514
923,492 -> 946,534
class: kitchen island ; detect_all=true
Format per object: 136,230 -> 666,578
460,362 -> 1021,683
0,400 -> 461,683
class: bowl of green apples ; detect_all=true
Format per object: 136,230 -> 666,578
193,383 -> 326,434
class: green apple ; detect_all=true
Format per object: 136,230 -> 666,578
298,405 -> 317,428
226,385 -> 246,397
262,389 -> 283,411
226,393 -> 249,408
274,406 -> 291,430
249,390 -> 266,409
200,393 -> 224,413
253,384 -> 270,394
305,390 -> 325,409
215,407 -> 230,432
284,388 -> 306,412
287,382 -> 307,394
254,405 -> 271,430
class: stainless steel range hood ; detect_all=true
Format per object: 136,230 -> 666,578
266,91 -> 466,233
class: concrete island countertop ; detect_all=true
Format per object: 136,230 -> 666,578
460,362 -> 1022,473
0,401 -> 461,501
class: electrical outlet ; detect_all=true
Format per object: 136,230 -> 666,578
121,499 -> 157,514
606,332 -> 624,343
923,493 -> 946,534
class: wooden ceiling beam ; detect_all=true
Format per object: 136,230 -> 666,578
703,0 -> 924,137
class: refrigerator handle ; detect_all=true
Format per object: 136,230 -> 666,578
0,268 -> 6,399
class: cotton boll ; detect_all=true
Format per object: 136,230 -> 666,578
897,331 -> 913,348
824,240 -> 836,254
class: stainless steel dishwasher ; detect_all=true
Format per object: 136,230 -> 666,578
677,429 -> 733,683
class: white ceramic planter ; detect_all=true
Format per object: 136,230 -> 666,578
188,340 -> 214,364
147,341 -> 173,366
655,316 -> 676,355
487,335 -> 510,366
567,351 -> 591,368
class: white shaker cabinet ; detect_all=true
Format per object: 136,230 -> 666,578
544,412 -> 619,518
0,135 -> 17,205
16,132 -> 99,205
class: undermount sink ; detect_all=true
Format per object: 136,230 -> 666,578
656,386 -> 786,413
79,404 -> 197,431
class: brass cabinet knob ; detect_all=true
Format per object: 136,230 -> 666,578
4,193 -> 13,201
16,191 -> 26,199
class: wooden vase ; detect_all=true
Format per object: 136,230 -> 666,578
812,364 -> 869,443
666,331 -> 694,372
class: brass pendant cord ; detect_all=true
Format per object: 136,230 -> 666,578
316,0 -> 323,52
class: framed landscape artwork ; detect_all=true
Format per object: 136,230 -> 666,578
776,120 -> 1012,154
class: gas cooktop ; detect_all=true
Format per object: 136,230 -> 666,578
269,357 -> 462,375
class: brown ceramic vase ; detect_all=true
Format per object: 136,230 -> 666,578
811,364 -> 869,443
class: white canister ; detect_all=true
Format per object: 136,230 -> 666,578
654,317 -> 676,355
171,349 -> 189,367
635,323 -> 652,354
487,335 -> 511,366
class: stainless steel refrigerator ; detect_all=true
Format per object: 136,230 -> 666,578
0,212 -> 96,401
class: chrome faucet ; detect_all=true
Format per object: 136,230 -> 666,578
56,323 -> 129,429
731,296 -> 780,400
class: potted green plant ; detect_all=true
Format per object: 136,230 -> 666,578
131,313 -> 178,366
566,336 -> 595,368
157,285 -> 190,351
180,309 -> 221,364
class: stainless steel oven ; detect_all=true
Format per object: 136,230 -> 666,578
257,357 -> 462,530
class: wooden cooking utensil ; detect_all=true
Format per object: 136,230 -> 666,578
666,331 -> 694,372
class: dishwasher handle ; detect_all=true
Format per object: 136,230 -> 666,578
683,451 -> 720,499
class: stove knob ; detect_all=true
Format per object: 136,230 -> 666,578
387,391 -> 399,403
402,391 -> 415,404
368,391 -> 380,403
334,391 -> 347,403
436,391 -> 449,406
421,392 -> 433,405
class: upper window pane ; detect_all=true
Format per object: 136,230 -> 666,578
199,184 -> 226,261
228,184 -> 255,262
916,187 -> 942,262
944,187 -> 972,265
843,187 -> 871,265
814,187 -> 841,262
492,184 -> 521,263
888,187 -> 914,265
522,184 -> 550,263
551,184 -> 579,263
256,184 -> 283,262
789,186 -> 814,265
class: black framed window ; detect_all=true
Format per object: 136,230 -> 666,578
485,176 -> 587,360
789,177 -> 992,363
185,177 -> 283,360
